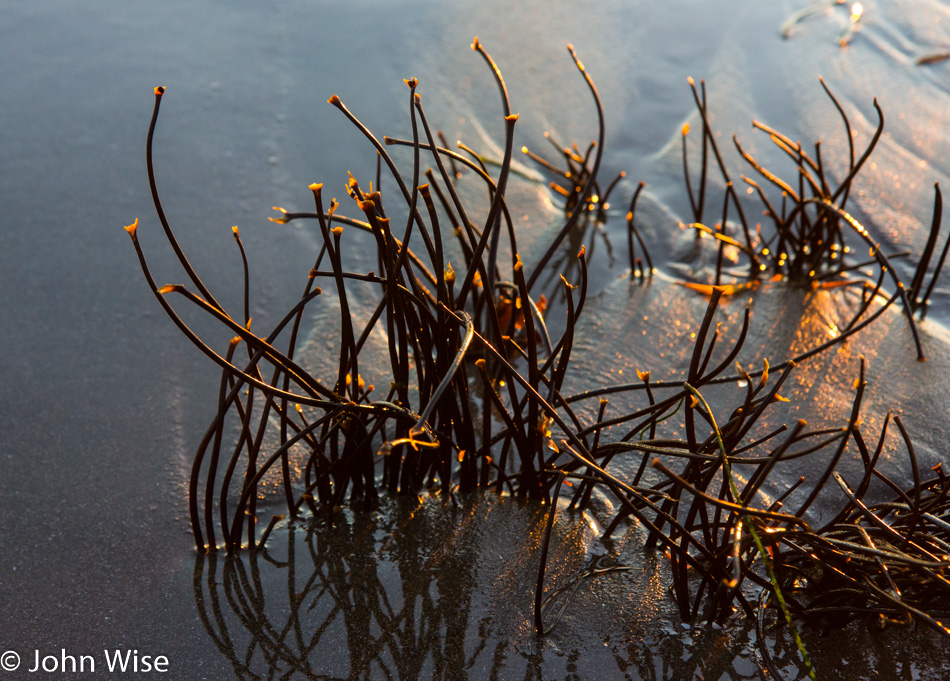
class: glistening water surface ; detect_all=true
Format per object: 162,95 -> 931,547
2,0 -> 950,679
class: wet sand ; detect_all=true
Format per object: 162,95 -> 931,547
2,1 -> 949,678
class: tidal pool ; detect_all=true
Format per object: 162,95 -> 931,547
2,1 -> 949,679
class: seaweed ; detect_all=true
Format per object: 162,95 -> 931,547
680,76 -> 950,361
126,38 -> 950,676
128,43 -> 605,554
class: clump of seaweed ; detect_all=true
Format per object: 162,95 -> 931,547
679,75 -> 950,362
539,288 -> 949,678
127,41 -> 611,555
126,38 -> 950,678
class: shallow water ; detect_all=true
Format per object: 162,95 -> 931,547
2,0 -> 950,679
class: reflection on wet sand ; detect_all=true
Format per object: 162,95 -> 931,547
192,493 -> 948,680
196,500 -> 487,679
193,495 -> 572,680
190,494 -> 717,680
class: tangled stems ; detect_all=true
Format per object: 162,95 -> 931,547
681,383 -> 816,681
126,40 -> 950,676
